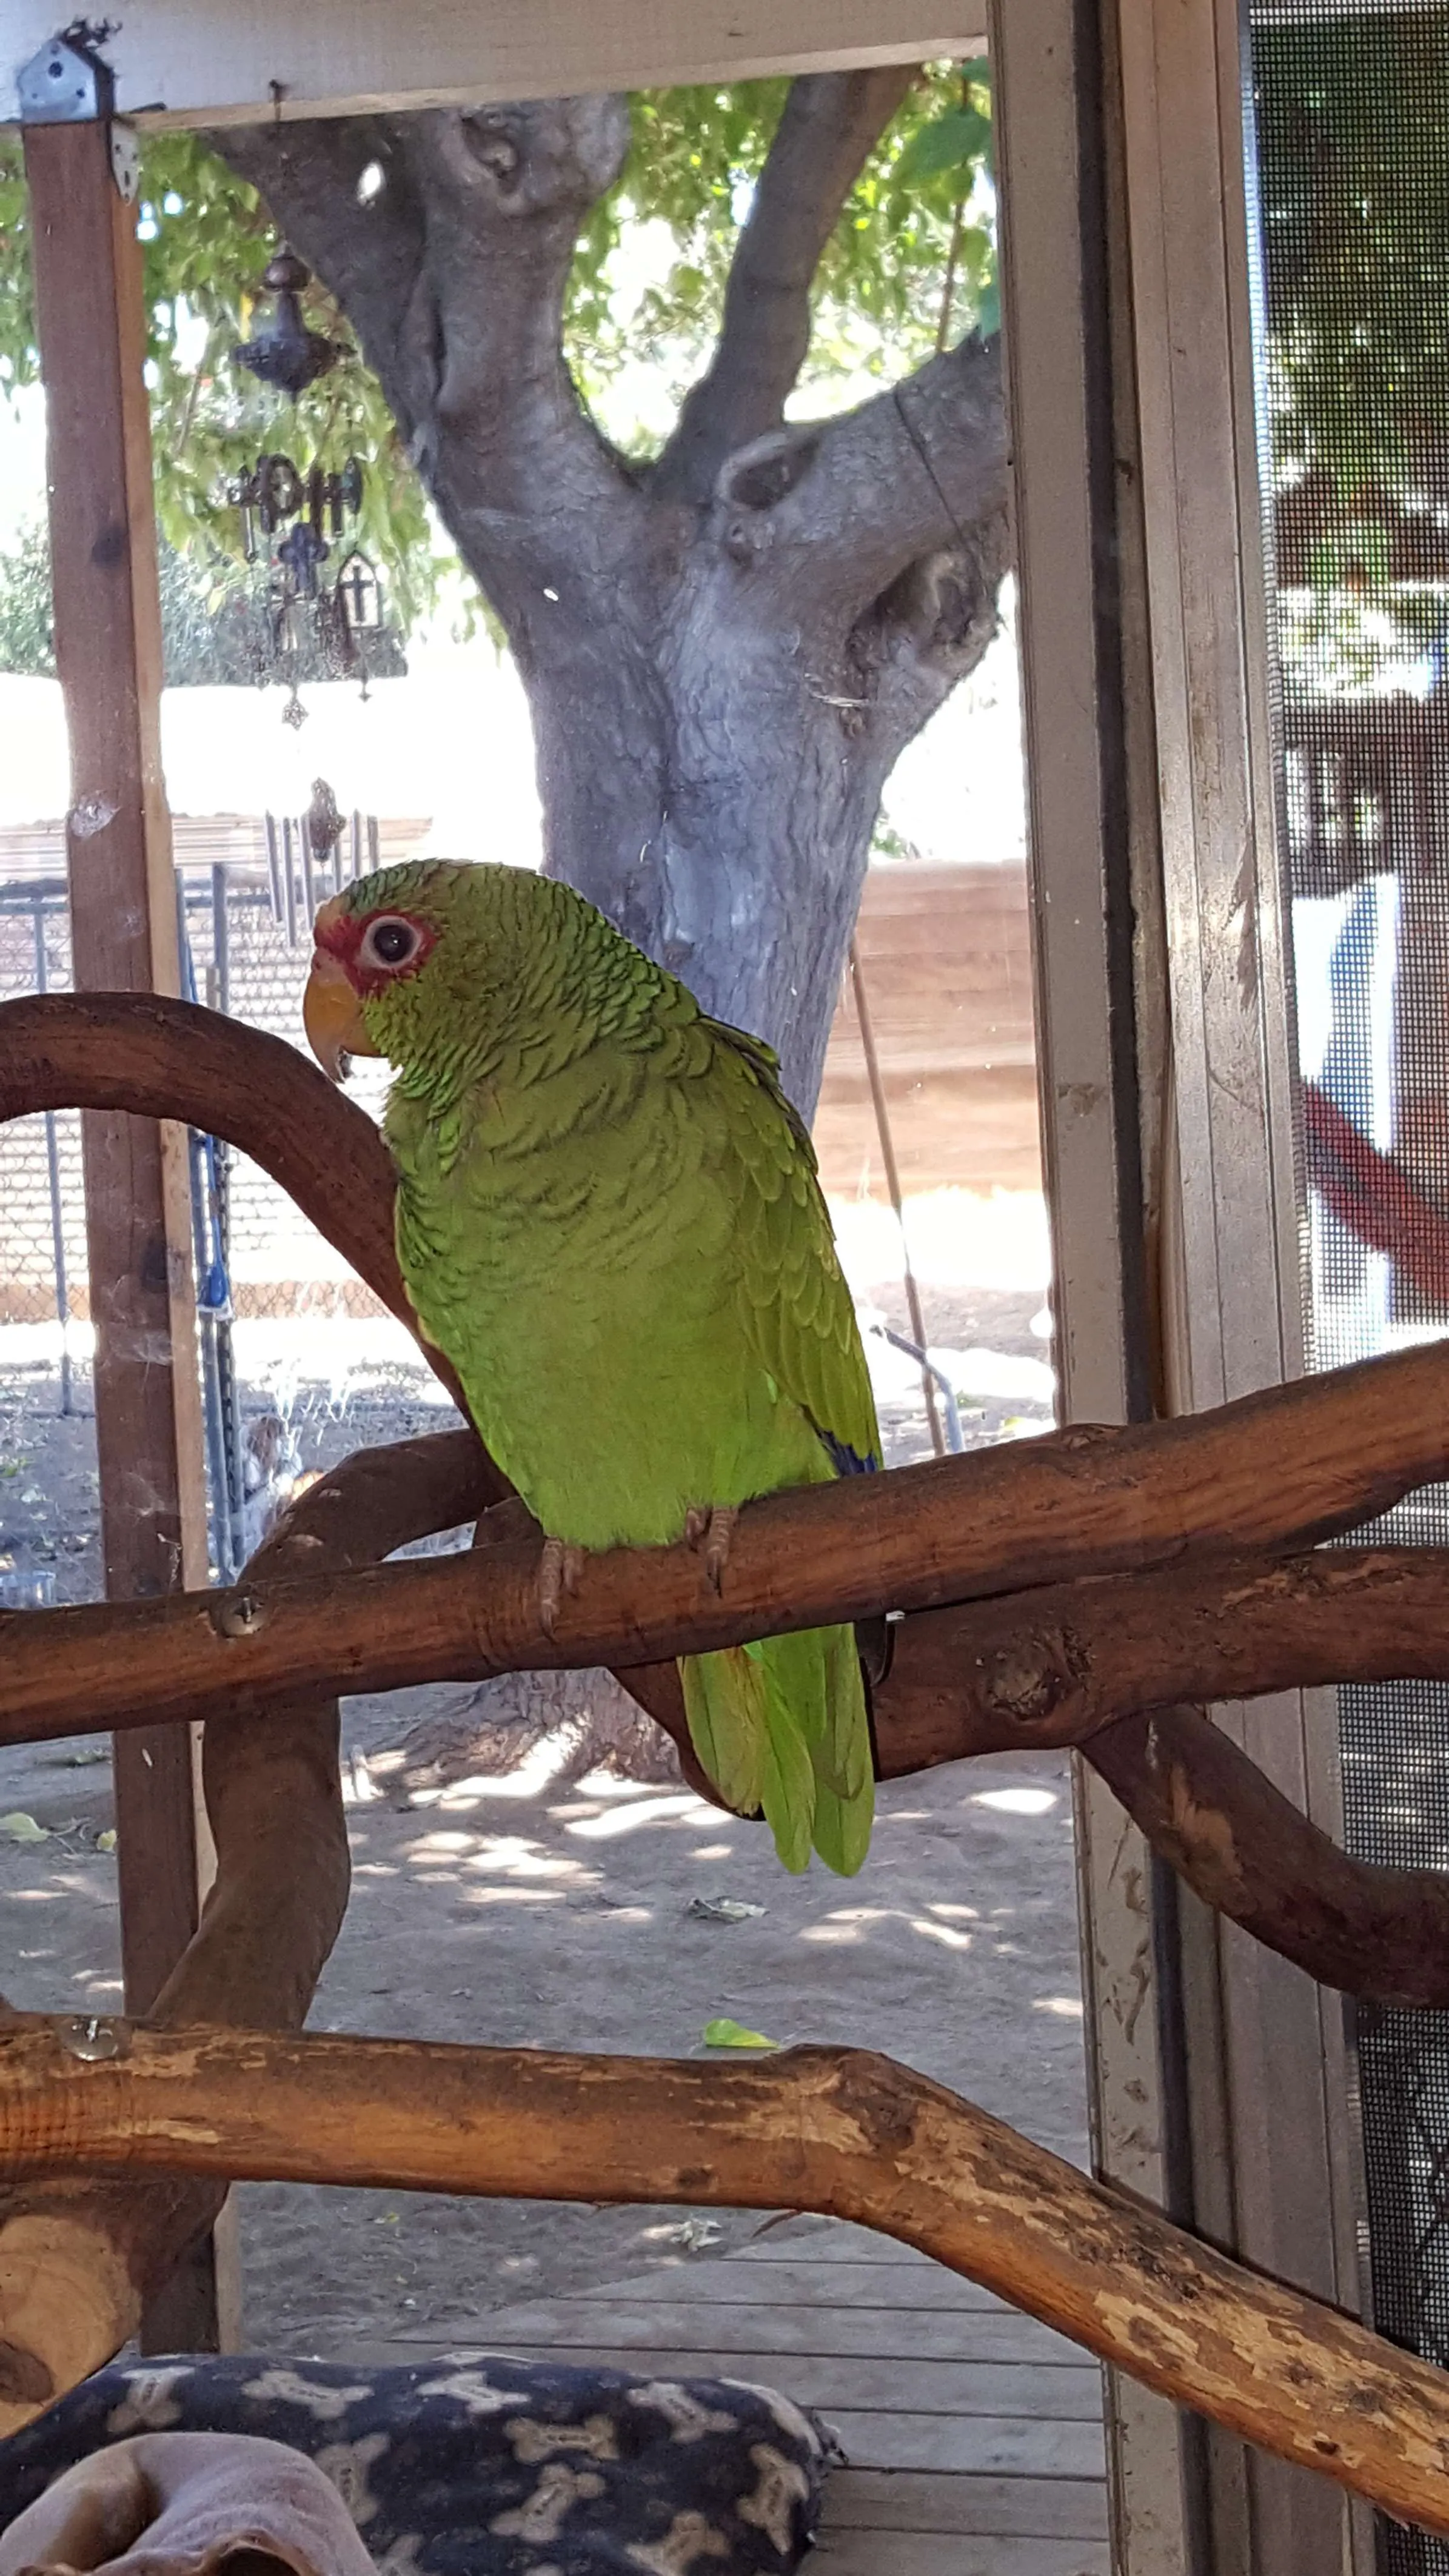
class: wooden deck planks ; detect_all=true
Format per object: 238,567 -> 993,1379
826,2469 -> 1109,2538
813,2534 -> 1109,2575
510,2257 -> 1015,2310
468,2293 -> 1089,2366
460,2212 -> 1108,2561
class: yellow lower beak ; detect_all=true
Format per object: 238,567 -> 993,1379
303,951 -> 378,1082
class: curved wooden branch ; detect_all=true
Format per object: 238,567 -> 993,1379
2,2018 -> 1449,2536
0,989 -> 701,1740
0,1440 -> 498,2431
0,992 -> 410,1336
9,991 -> 1449,1564
7,1420 -> 1449,2021
12,1483 -> 1449,1754
1085,1704 -> 1449,2010
883,1544 -> 1449,1759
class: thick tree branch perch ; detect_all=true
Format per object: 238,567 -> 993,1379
885,1544 -> 1449,1760
1089,1704 -> 1449,2011
2,2018 -> 1449,2535
656,69 -> 917,504
12,1369 -> 1449,1745
0,992 -> 421,1356
10,1421 -> 1449,2019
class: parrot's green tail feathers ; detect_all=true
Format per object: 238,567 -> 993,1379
680,1625 -> 874,1876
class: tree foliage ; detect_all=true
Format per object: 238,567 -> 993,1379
1254,16 -> 1449,509
0,67 -> 991,626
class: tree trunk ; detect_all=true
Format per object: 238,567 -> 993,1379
216,87 -> 1011,1112
519,550 -> 1000,1109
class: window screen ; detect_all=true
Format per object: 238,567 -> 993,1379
1249,13 -> 1449,2569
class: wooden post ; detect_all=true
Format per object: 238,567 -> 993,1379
22,115 -> 227,2351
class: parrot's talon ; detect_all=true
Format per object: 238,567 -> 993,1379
538,1536 -> 586,1638
686,1504 -> 740,1594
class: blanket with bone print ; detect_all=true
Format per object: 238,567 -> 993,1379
0,2351 -> 831,2574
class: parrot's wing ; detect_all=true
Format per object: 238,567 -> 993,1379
707,1018 -> 882,1479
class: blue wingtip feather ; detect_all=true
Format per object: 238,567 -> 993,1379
819,1431 -> 880,1477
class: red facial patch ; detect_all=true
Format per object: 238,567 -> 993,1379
313,906 -> 438,999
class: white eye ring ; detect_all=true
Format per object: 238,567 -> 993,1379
360,915 -> 421,971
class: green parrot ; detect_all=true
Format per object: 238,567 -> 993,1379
303,859 -> 880,1874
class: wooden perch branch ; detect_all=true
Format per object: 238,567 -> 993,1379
0,993 -> 479,1428
1087,1703 -> 1449,2011
886,1545 -> 1449,1759
8,1382 -> 1449,1746
3,2016 -> 1449,2537
0,1448 -> 500,2430
4,1427 -> 1449,2020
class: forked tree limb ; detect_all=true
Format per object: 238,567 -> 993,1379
656,69 -> 918,504
2,2017 -> 1449,2536
1085,1704 -> 1449,2012
0,1450 -> 461,2426
10,1428 -> 1449,2020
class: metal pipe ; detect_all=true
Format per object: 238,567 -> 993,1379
849,937 -> 947,1456
32,895 -> 72,1417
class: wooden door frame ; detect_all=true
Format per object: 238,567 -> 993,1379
10,12 -> 1366,2566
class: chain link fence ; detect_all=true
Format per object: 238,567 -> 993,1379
0,815 -> 447,1584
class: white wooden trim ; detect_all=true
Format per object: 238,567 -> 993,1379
989,7 -> 1194,2572
1,0 -> 988,129
1112,0 -> 1368,2568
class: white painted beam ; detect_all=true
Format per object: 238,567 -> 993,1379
1,0 -> 987,130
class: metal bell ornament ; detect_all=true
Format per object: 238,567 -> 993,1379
232,247 -> 344,399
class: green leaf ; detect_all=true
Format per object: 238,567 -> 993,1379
703,2016 -> 780,2050
897,106 -> 992,181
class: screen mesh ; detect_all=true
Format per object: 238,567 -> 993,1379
1249,12 -> 1449,2568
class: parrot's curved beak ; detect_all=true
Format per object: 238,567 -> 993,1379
303,945 -> 378,1082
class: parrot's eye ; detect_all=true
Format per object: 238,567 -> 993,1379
360,915 -> 422,972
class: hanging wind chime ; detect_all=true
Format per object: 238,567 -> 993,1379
224,246 -> 387,726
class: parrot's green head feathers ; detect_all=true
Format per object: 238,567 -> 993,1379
303,858 -> 627,1091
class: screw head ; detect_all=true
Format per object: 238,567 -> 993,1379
214,1591 -> 268,1639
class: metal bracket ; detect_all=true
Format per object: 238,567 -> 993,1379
110,117 -> 139,199
17,27 -> 116,124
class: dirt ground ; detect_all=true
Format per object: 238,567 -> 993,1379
0,1719 -> 1086,2350
0,1274 -> 1086,2355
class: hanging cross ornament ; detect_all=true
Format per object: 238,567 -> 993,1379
219,227 -> 386,719
334,549 -> 381,632
276,518 -> 329,600
222,449 -> 385,718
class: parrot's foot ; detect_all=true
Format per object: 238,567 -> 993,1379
538,1536 -> 587,1639
684,1503 -> 741,1594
